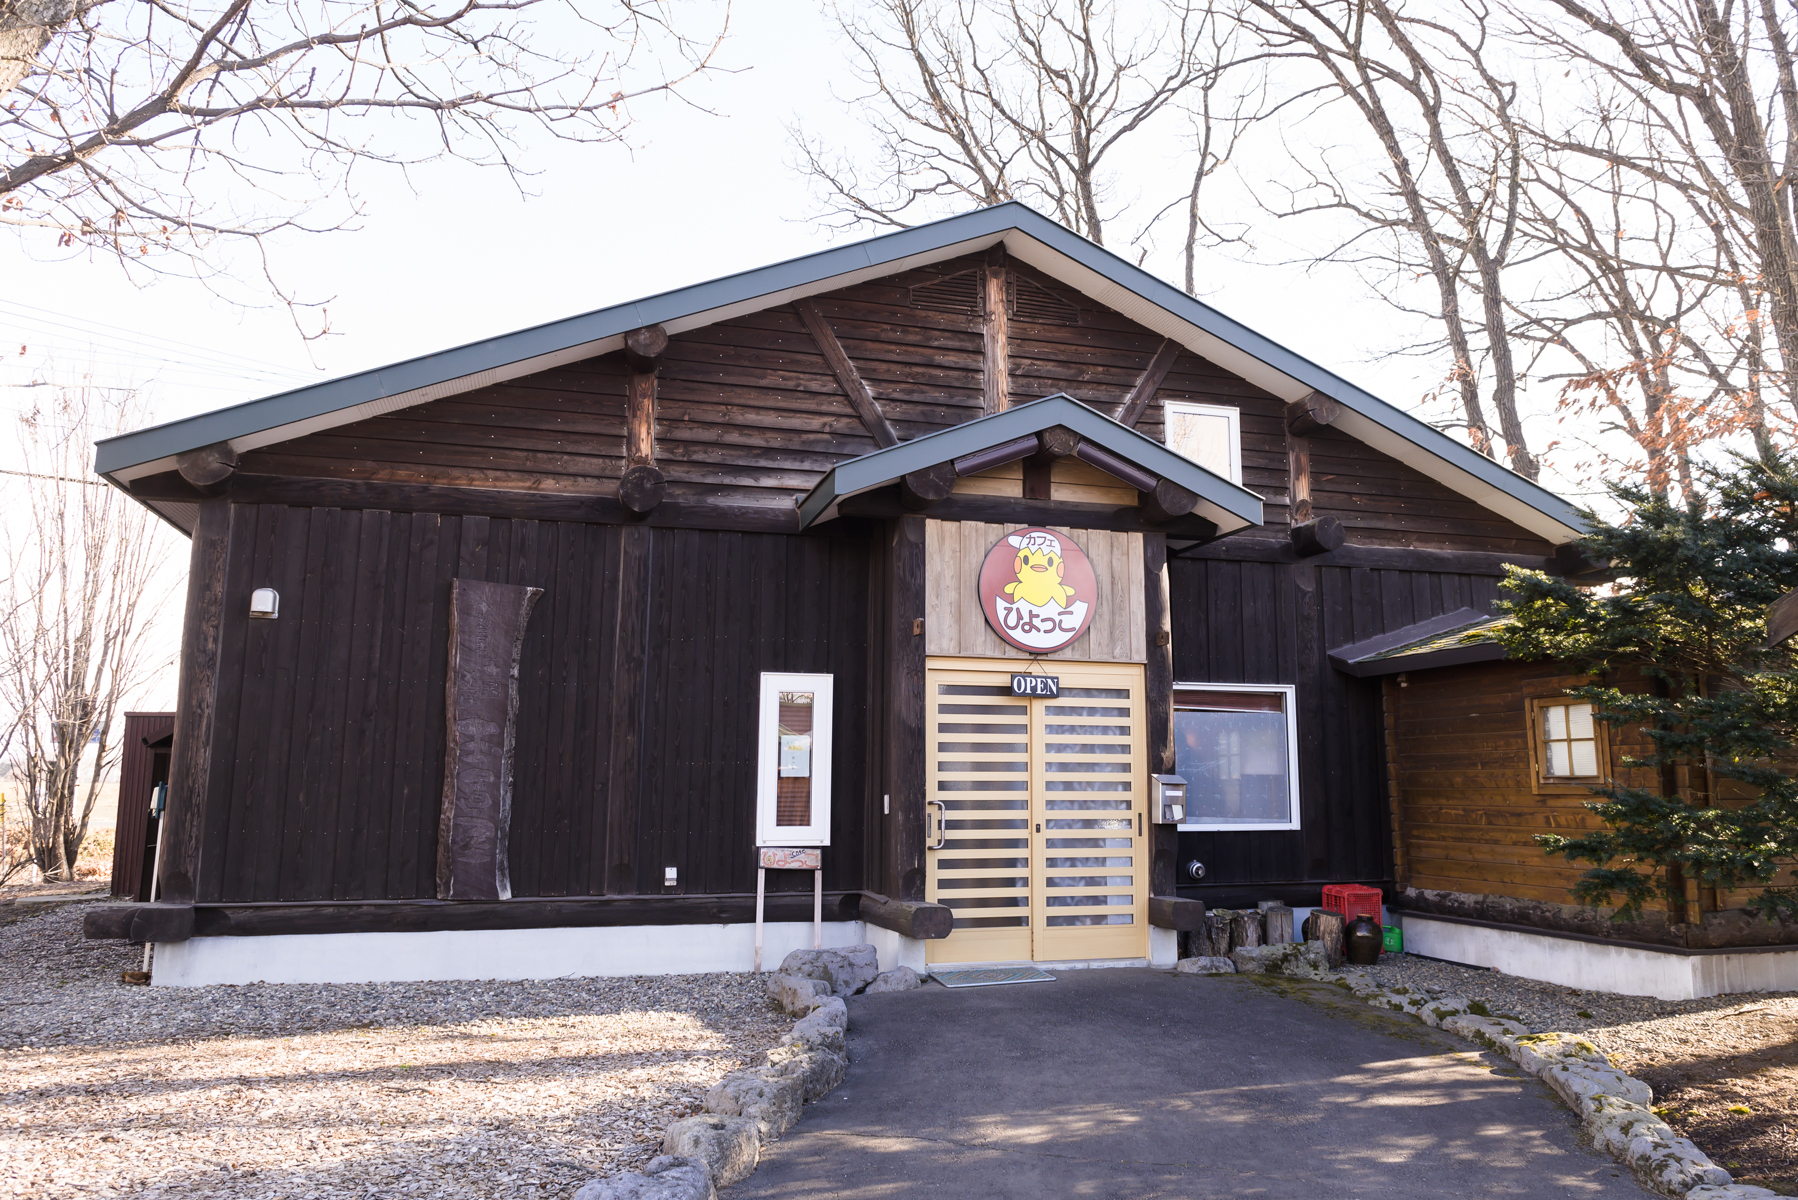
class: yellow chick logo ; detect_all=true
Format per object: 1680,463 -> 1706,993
1004,532 -> 1077,609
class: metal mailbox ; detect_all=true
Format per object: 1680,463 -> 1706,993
1151,774 -> 1187,824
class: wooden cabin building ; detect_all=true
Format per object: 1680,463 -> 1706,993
86,204 -> 1616,987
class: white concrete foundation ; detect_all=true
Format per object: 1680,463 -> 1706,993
1150,926 -> 1178,967
152,920 -> 886,988
1400,913 -> 1798,1001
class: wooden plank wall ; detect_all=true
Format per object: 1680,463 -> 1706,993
110,712 -> 175,900
234,254 -> 1553,555
1168,555 -> 1509,893
1389,659 -> 1655,905
194,504 -> 873,904
923,521 -> 1145,662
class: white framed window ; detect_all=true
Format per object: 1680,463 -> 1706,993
755,672 -> 834,847
1164,401 -> 1242,484
1172,683 -> 1301,831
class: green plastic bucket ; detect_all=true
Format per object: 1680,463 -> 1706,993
1382,924 -> 1403,954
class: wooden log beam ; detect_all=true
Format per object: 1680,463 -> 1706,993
858,892 -> 954,939
983,255 -> 1009,415
438,579 -> 543,901
618,464 -> 667,516
1148,895 -> 1204,932
1554,541 -> 1615,584
623,323 -> 669,371
1036,425 -> 1082,459
1116,339 -> 1182,428
1290,516 -> 1345,557
1073,441 -> 1159,492
793,299 -> 900,449
176,442 -> 239,494
1285,390 -> 1342,436
900,462 -> 957,510
953,434 -> 1039,477
1139,477 -> 1199,525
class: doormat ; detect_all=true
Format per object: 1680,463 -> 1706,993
930,966 -> 1057,989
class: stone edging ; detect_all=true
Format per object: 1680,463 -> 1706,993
1336,970 -> 1776,1200
573,948 -> 920,1200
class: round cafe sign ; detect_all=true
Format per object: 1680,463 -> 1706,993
978,528 -> 1098,653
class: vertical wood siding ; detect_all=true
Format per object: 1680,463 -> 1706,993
197,506 -> 871,903
1168,555 -> 1508,893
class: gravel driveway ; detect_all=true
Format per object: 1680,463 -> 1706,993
0,902 -> 789,1200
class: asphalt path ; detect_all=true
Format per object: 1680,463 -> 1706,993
728,967 -> 1651,1200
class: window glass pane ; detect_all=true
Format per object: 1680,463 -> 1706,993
776,692 -> 813,826
1166,408 -> 1234,480
1174,707 -> 1292,824
1543,704 -> 1567,740
1570,739 -> 1599,776
1568,703 -> 1595,739
1546,739 -> 1571,776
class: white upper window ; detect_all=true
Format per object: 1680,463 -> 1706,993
1164,401 -> 1242,484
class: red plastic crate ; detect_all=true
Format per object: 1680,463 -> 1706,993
1321,884 -> 1384,926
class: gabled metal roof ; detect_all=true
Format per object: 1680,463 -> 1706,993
797,393 -> 1263,534
94,201 -> 1585,543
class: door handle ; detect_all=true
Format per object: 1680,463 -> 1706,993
926,799 -> 947,850
1138,812 -> 1143,837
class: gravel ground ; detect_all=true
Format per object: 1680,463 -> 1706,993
1371,952 -> 1798,1193
0,902 -> 792,1200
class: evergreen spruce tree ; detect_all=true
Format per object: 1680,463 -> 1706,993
1496,448 -> 1798,921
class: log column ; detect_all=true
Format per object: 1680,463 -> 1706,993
1145,532 -> 1178,902
621,325 -> 668,516
883,516 -> 928,900
983,251 -> 1009,415
1286,391 -> 1345,557
158,497 -> 232,905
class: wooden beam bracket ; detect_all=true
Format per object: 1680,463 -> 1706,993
900,462 -> 957,510
1139,477 -> 1200,525
1116,340 -> 1181,428
1291,516 -> 1345,557
1148,895 -> 1206,932
794,299 -> 900,449
858,891 -> 953,939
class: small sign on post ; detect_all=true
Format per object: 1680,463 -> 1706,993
755,847 -> 825,971
1010,673 -> 1060,698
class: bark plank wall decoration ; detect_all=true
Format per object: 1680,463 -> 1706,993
438,578 -> 544,901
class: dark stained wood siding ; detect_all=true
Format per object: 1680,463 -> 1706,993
234,254 -> 1554,555
110,712 -> 175,901
1169,555 -> 1510,899
195,505 -> 873,903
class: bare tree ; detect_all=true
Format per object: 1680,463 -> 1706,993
1504,0 -> 1797,426
1238,0 -> 1542,478
0,386 -> 177,880
792,0 -> 1257,282
1505,84 -> 1765,497
0,0 -> 730,329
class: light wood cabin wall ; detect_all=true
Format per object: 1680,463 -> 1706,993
1388,659 -> 1656,906
924,520 -> 1145,663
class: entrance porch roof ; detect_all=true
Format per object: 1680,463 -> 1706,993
796,393 -> 1263,535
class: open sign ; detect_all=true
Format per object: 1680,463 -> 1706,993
1010,674 -> 1060,698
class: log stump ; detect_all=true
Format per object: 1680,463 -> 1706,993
1229,909 -> 1261,952
1304,910 -> 1345,968
1264,905 -> 1294,945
